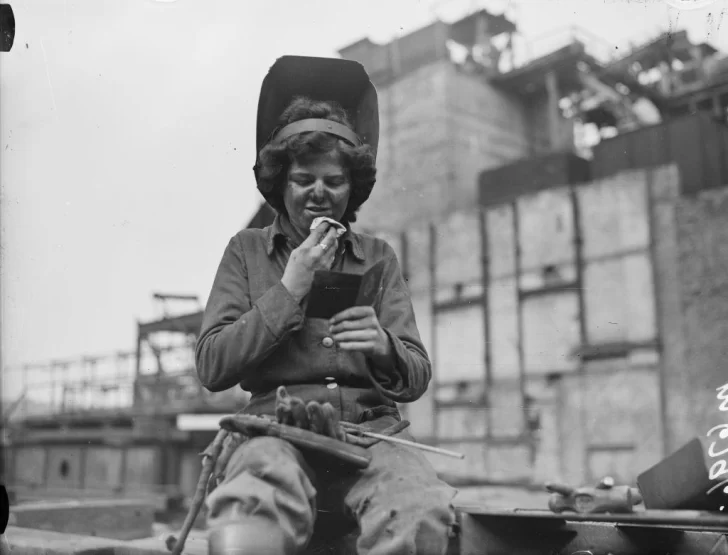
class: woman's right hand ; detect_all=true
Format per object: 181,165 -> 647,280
281,223 -> 339,302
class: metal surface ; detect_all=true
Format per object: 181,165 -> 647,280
458,507 -> 728,531
457,508 -> 728,555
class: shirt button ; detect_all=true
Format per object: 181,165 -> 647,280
322,337 -> 334,348
327,382 -> 338,390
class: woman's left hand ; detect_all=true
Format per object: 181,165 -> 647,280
329,306 -> 392,363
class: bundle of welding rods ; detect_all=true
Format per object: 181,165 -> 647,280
339,421 -> 465,459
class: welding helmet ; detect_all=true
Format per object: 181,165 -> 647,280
253,55 -> 379,209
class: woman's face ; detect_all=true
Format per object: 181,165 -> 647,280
283,151 -> 351,234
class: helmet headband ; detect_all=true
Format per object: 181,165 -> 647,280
272,118 -> 362,147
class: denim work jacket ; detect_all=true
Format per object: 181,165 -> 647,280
195,214 -> 432,424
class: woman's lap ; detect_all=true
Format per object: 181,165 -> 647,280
207,431 -> 457,555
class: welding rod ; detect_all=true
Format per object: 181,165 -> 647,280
344,427 -> 465,459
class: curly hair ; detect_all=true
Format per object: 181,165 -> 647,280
256,96 -> 377,224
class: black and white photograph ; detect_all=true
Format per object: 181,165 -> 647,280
1,0 -> 727,553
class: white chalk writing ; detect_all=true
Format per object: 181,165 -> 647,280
717,382 -> 728,412
706,384 -> 728,510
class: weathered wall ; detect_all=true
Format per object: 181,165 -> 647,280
179,449 -> 203,499
373,166 -> 685,486
84,447 -> 124,492
356,61 -> 451,230
653,166 -> 728,455
356,60 -> 530,232
124,446 -> 161,488
13,446 -> 46,487
444,65 -> 529,217
8,442 -> 168,499
46,447 -> 83,490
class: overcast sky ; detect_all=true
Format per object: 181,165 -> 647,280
2,0 -> 727,381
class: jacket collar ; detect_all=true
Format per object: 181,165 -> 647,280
265,213 -> 365,262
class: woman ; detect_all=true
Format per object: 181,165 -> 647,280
196,56 -> 457,555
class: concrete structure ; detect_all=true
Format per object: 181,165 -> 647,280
334,10 -> 728,486
366,161 -> 727,487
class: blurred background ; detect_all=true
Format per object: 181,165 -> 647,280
1,0 -> 727,524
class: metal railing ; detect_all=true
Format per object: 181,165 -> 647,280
512,25 -> 623,71
2,343 -> 249,422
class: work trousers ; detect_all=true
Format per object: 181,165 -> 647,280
205,421 -> 458,555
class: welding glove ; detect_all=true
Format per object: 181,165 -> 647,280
275,385 -> 347,442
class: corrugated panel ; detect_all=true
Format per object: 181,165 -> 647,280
699,112 -> 728,194
592,112 -> 728,194
591,136 -> 633,182
488,278 -> 520,380
478,152 -> 590,207
630,123 -> 670,169
434,305 -> 486,383
578,172 -> 650,260
486,205 -> 516,279
435,211 -> 482,287
522,292 -> 580,374
517,188 -> 575,272
584,252 -> 656,344
84,447 -> 123,491
668,115 -> 705,196
437,407 -> 488,438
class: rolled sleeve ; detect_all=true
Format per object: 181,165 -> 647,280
367,243 -> 432,403
195,234 -> 304,392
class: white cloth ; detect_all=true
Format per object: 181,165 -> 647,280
310,216 -> 346,238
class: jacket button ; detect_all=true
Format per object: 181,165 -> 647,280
322,337 -> 334,348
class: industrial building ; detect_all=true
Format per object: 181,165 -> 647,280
2,8 -> 727,508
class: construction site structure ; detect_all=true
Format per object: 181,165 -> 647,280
2,7 -> 728,513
